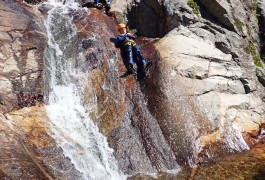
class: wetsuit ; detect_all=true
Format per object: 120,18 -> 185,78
94,0 -> 112,4
94,0 -> 112,13
117,33 -> 146,74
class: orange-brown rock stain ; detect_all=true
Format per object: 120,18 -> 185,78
6,105 -> 55,148
243,123 -> 265,148
3,104 -> 82,179
2,105 -> 54,179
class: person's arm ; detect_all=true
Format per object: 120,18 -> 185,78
117,34 -> 127,43
126,33 -> 135,40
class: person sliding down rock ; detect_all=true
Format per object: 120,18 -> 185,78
116,23 -> 147,81
94,0 -> 112,14
82,0 -> 112,15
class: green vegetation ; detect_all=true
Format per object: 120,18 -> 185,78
234,18 -> 244,32
253,55 -> 263,68
127,28 -> 137,35
245,41 -> 255,55
0,97 -> 5,105
245,41 -> 264,68
188,0 -> 200,15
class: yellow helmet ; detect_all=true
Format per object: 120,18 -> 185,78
117,23 -> 126,31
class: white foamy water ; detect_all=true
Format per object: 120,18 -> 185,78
43,1 -> 126,179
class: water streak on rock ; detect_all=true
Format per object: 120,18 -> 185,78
43,1 -> 126,179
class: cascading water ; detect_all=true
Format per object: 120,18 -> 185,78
43,1 -> 126,179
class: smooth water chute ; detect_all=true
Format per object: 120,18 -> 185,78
43,1 -> 126,179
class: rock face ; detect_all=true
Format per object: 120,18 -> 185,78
193,144 -> 265,180
72,8 -> 179,174
0,106 -> 82,179
257,1 -> 265,86
111,0 -> 265,165
1,0 -> 265,179
0,0 -> 46,113
0,1 -> 82,179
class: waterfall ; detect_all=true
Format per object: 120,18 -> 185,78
43,1 -> 126,179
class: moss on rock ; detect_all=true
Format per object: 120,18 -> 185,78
234,18 -> 244,32
245,41 -> 264,68
188,0 -> 200,15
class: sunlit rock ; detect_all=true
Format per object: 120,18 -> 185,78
0,0 -> 46,112
0,0 -> 265,179
1,106 -> 82,179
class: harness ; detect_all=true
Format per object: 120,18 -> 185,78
123,39 -> 136,47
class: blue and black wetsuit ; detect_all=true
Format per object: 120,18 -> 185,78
94,0 -> 112,4
117,33 -> 146,73
94,0 -> 112,13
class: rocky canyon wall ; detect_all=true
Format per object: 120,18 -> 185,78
0,0 -> 265,179
111,0 -> 265,165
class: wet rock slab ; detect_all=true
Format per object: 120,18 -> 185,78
128,144 -> 265,179
0,105 -> 82,179
192,144 -> 265,179
73,8 -> 179,175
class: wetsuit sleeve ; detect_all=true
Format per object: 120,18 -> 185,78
126,33 -> 135,40
117,34 -> 127,42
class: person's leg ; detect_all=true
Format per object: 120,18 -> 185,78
105,3 -> 111,14
132,45 -> 145,73
133,45 -> 145,63
125,45 -> 133,64
119,45 -> 135,77
132,45 -> 147,80
125,45 -> 135,72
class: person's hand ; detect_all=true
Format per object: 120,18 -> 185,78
126,33 -> 134,38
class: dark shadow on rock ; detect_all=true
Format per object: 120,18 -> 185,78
126,0 -> 166,38
240,78 -> 251,94
257,70 -> 265,87
253,169 -> 265,180
257,4 -> 265,60
197,0 -> 220,27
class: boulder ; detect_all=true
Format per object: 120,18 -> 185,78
148,24 -> 265,164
